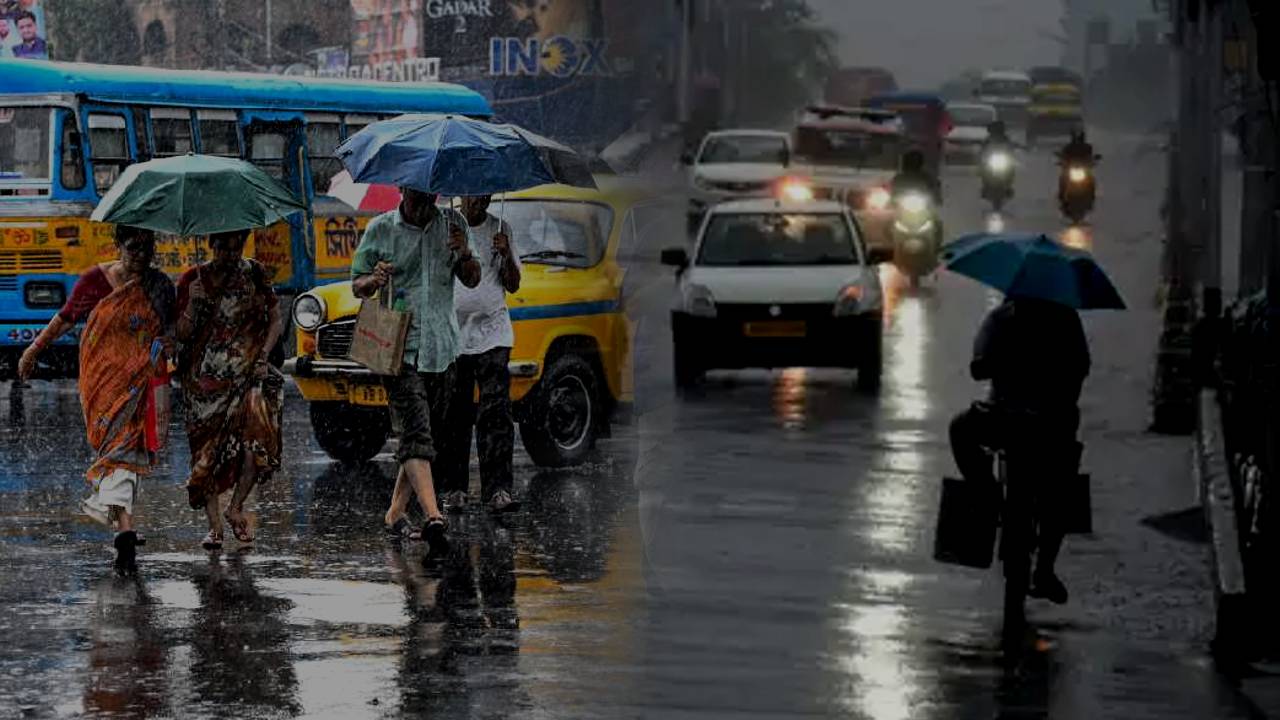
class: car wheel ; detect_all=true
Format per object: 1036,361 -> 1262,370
309,402 -> 390,464
857,319 -> 883,393
519,353 -> 601,468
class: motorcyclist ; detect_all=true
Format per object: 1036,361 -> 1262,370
949,294 -> 1091,605
1058,128 -> 1094,165
982,120 -> 1014,156
891,149 -> 942,205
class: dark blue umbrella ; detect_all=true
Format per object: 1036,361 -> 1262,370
334,113 -> 596,196
941,232 -> 1126,310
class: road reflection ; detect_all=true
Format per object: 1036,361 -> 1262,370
82,577 -> 169,717
837,601 -> 920,720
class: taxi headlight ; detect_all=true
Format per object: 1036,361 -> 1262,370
292,293 -> 325,332
683,283 -> 717,318
866,187 -> 892,210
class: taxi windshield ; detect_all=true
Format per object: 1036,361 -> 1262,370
500,199 -> 614,268
698,213 -> 858,267
794,126 -> 900,170
0,107 -> 54,185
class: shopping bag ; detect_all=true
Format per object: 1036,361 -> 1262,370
933,477 -> 1000,569
348,277 -> 410,376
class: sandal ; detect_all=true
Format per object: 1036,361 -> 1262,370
384,516 -> 422,541
201,529 -> 224,551
488,490 -> 521,514
224,510 -> 253,544
422,517 -> 449,557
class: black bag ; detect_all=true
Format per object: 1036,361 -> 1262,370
933,477 -> 1000,569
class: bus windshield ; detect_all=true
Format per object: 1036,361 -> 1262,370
981,79 -> 1032,98
794,126 -> 901,170
0,107 -> 54,184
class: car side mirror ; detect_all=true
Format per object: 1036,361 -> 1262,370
866,246 -> 893,265
661,247 -> 689,268
680,152 -> 695,166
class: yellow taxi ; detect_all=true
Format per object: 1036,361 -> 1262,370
284,178 -> 651,468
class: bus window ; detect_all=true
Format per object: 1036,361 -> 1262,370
305,115 -> 342,194
197,110 -> 240,158
151,108 -> 193,157
131,108 -> 151,161
59,112 -> 86,191
88,113 -> 131,194
0,106 -> 53,184
247,131 -> 287,180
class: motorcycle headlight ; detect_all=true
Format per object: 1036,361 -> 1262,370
865,187 -> 892,211
1068,167 -> 1089,183
292,293 -> 326,332
683,283 -> 717,318
986,152 -> 1012,173
899,193 -> 929,214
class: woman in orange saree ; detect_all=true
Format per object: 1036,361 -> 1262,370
176,229 -> 284,550
18,226 -> 174,575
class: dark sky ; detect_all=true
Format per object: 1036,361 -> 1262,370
807,0 -> 1065,89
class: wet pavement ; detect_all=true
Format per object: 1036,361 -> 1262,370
0,132 -> 1271,718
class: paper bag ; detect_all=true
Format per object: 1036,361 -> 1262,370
348,278 -> 410,376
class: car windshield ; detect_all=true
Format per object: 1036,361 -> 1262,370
981,79 -> 1032,97
700,135 -> 788,165
949,106 -> 996,127
499,199 -> 614,268
794,126 -> 900,170
698,213 -> 858,267
0,107 -> 54,184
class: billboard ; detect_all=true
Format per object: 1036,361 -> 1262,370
1,0 -> 48,60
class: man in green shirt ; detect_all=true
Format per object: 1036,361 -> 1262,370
352,188 -> 481,557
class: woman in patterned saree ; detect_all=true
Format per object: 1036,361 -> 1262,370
16,225 -> 174,575
176,229 -> 284,550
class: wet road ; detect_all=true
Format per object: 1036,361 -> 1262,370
0,132 -> 1266,719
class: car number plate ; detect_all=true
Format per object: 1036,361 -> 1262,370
743,321 -> 806,338
349,384 -> 388,406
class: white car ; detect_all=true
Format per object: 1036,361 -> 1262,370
945,102 -> 998,163
661,197 -> 888,391
683,130 -> 792,228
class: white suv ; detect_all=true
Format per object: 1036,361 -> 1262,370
683,130 -> 792,230
662,198 -> 888,390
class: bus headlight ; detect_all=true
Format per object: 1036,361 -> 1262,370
24,282 -> 65,309
292,293 -> 326,332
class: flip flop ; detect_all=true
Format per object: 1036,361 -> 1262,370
384,516 -> 422,541
224,511 -> 253,544
201,529 -> 223,551
422,517 -> 449,559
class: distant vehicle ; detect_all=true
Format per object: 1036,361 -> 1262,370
824,66 -> 899,108
1027,68 -> 1084,145
682,129 -> 792,233
978,70 -> 1034,128
863,92 -> 952,175
660,196 -> 888,391
945,102 -> 999,163
788,105 -> 907,253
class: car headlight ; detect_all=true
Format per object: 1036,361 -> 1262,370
683,283 -> 717,318
292,293 -> 326,332
865,187 -> 892,210
1068,167 -> 1089,183
24,282 -> 65,309
833,279 -> 880,316
899,192 -> 929,214
986,152 -> 1012,173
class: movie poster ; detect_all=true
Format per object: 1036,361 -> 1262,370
0,0 -> 48,60
421,0 -> 602,80
351,0 -> 422,67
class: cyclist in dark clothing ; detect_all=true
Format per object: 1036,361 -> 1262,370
891,149 -> 943,205
949,295 -> 1091,604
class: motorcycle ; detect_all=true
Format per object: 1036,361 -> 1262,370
1058,155 -> 1100,224
891,191 -> 942,287
980,148 -> 1015,211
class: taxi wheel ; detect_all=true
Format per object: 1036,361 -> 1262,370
857,321 -> 883,393
310,402 -> 390,464
520,354 -> 600,468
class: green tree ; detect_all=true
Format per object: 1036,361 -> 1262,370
46,0 -> 140,65
728,0 -> 839,125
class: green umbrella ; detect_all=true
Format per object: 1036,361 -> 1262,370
90,154 -> 307,236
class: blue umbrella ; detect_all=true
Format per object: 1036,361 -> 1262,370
941,232 -> 1126,310
334,113 -> 596,196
